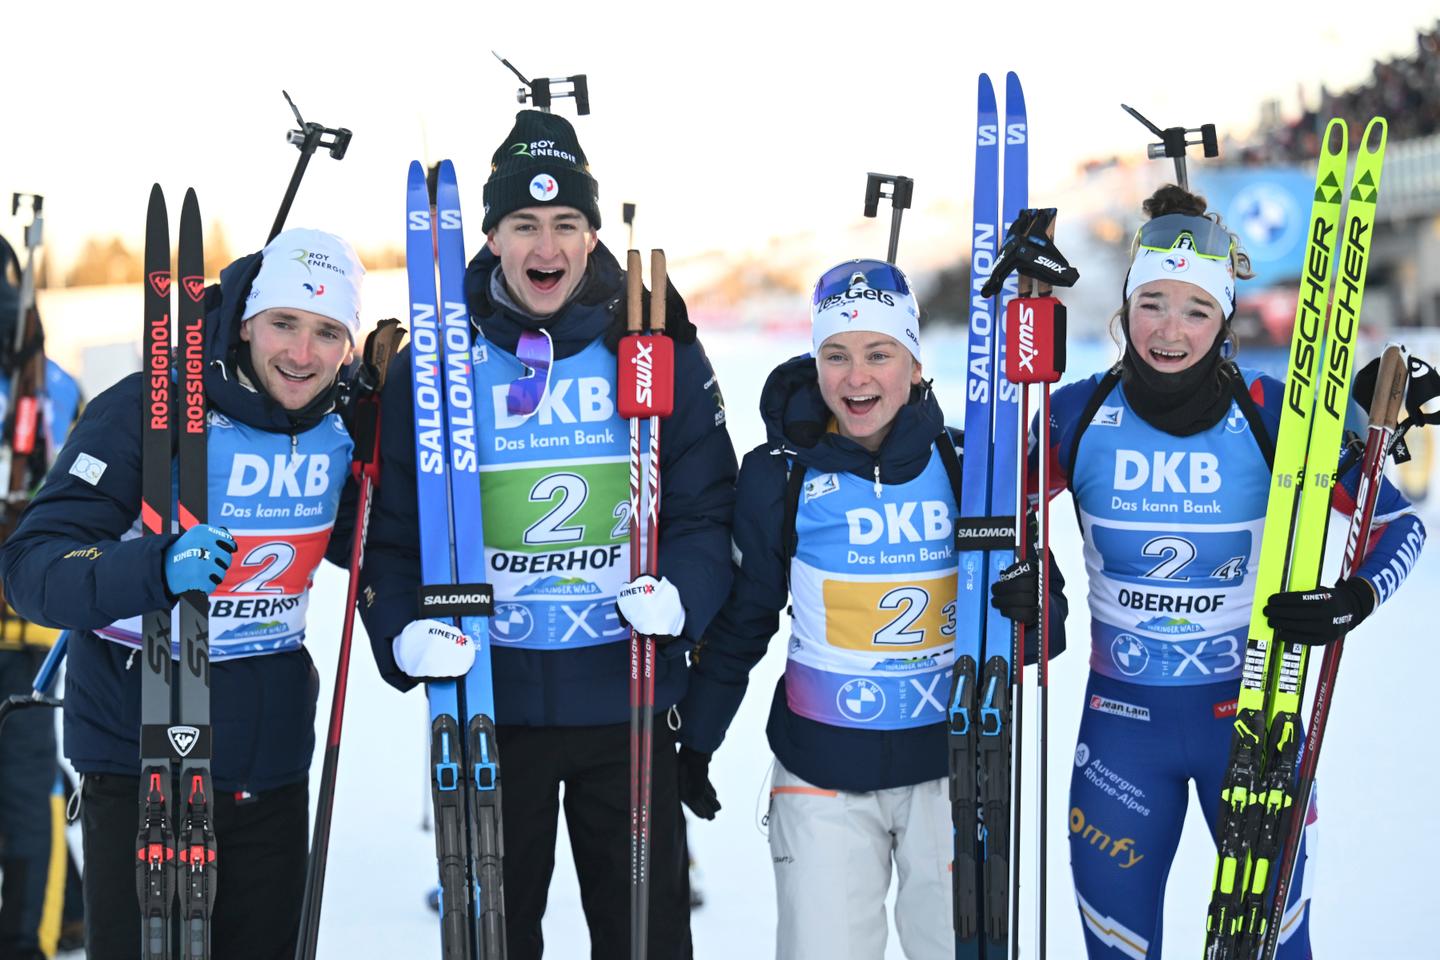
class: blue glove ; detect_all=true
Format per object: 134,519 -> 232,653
164,525 -> 237,597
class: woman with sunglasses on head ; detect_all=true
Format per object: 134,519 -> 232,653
1042,184 -> 1425,958
676,259 -> 1066,959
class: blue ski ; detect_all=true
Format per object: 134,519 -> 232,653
950,70 -> 1027,959
405,159 -> 506,959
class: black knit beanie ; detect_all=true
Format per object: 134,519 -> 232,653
481,110 -> 601,233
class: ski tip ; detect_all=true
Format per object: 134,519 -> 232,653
182,187 -> 200,216
1006,71 -> 1026,110
1360,116 -> 1389,156
978,75 -> 997,116
407,159 -> 425,183
439,158 -> 456,180
1321,118 -> 1348,160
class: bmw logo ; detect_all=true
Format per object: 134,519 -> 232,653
491,603 -> 534,644
836,678 -> 886,723
1111,634 -> 1150,677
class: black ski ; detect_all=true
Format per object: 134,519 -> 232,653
136,185 -> 215,959
137,183 -> 176,960
174,188 -> 215,958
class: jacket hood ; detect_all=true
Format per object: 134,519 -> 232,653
757,354 -> 947,482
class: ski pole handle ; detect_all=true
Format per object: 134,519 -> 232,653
649,250 -> 666,335
627,250 -> 643,335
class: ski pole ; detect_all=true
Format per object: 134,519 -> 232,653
295,318 -> 405,960
267,92 -> 351,244
619,248 -> 674,959
993,207 -> 1077,960
0,630 -> 67,735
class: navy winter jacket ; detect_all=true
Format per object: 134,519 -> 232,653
0,253 -> 356,793
358,241 -> 737,726
679,355 -> 1068,792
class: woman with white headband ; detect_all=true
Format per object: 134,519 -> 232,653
678,259 -> 1066,958
1041,184 -> 1426,957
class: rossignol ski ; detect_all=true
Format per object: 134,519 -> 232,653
950,70 -> 1026,960
137,185 -> 216,959
405,159 -> 505,960
296,317 -> 406,960
1205,115 -> 1388,960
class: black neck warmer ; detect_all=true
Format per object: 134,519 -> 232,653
1120,322 -> 1235,437
234,343 -> 340,433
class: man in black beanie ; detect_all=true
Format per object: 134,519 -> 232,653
361,110 -> 738,958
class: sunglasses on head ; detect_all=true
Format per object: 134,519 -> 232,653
1134,214 -> 1235,261
812,259 -> 911,306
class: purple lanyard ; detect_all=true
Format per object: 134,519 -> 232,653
506,328 -> 554,419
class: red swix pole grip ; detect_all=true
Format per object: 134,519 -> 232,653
1005,297 -> 1067,384
619,249 -> 675,419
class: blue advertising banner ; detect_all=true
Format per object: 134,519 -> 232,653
1191,167 -> 1314,286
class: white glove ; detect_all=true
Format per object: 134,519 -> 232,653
392,619 -> 476,679
616,575 -> 686,638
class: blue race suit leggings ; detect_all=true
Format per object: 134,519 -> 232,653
1069,673 -> 1313,959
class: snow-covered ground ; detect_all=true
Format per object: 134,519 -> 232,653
274,328 -> 1436,958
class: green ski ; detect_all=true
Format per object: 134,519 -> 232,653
1204,115 -> 1388,960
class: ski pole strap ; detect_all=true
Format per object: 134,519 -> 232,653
417,583 -> 495,619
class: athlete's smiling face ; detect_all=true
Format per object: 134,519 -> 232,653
486,206 -> 598,317
1127,279 -> 1225,373
816,331 -> 922,452
240,308 -> 353,411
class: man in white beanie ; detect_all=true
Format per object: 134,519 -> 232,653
0,227 -> 367,959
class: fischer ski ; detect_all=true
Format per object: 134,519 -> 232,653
1204,115 -> 1388,960
405,159 -> 506,960
136,185 -> 216,959
1258,344 -> 1408,960
950,70 -> 1026,960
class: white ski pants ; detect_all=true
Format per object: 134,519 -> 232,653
768,762 -> 952,960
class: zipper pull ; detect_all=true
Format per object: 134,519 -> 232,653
873,464 -> 882,499
291,433 -> 299,455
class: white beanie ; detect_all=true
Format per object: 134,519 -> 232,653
811,272 -> 921,362
242,228 -> 365,341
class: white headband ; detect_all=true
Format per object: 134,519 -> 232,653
1124,246 -> 1235,317
812,285 -> 921,362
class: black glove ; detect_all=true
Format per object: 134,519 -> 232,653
1263,576 -> 1376,646
990,556 -> 1041,627
676,746 -> 720,820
